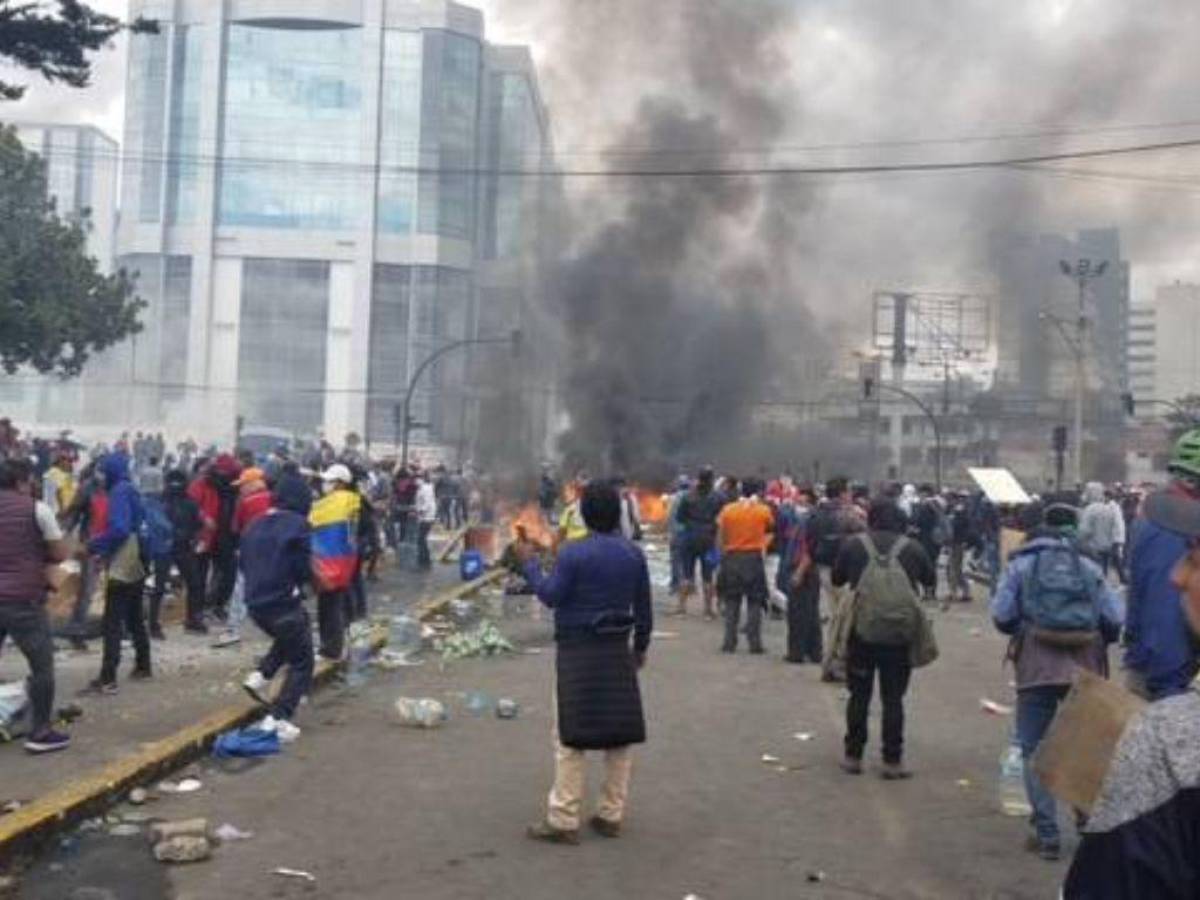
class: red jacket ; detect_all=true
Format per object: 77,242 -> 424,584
188,477 -> 220,554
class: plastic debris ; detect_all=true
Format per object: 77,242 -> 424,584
148,819 -> 209,844
806,871 -> 826,884
213,726 -> 281,759
1,800 -> 23,815
388,615 -> 423,653
496,698 -> 520,719
159,777 -> 203,794
760,753 -> 781,764
108,824 -> 141,838
273,868 -> 317,883
120,812 -> 153,824
213,823 -> 254,843
465,691 -> 492,715
373,649 -> 424,671
980,698 -> 1014,716
793,732 -> 815,742
128,788 -> 149,806
651,631 -> 679,639
0,682 -> 29,741
956,779 -> 973,789
395,697 -> 447,729
436,621 -> 515,661
153,836 -> 211,864
968,628 -> 984,637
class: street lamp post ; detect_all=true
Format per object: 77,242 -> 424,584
400,331 -> 521,468
1053,258 -> 1108,487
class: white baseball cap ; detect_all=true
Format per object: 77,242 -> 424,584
322,463 -> 353,485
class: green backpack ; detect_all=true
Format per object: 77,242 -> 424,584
852,533 -> 922,646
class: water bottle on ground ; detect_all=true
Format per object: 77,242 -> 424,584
999,736 -> 1032,817
395,697 -> 446,729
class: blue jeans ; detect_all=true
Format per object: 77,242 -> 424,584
251,606 -> 314,721
1016,685 -> 1070,845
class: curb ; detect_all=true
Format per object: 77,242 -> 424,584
0,569 -> 505,866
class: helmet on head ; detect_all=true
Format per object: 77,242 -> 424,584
1168,428 -> 1200,481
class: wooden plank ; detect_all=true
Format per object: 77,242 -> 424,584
410,568 -> 507,622
436,525 -> 471,564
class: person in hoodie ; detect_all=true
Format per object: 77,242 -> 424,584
1079,481 -> 1125,577
1124,429 -> 1200,701
188,454 -> 241,624
990,502 -> 1124,861
86,452 -> 151,694
1062,489 -> 1200,899
238,475 -> 314,744
161,469 -> 207,635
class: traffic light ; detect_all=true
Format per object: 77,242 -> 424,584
1052,425 -> 1068,453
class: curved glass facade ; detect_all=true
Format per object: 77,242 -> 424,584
377,30 -> 423,234
218,23 -> 364,231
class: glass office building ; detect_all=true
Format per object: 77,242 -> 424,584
117,0 -> 553,456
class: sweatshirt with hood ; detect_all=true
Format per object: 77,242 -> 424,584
87,453 -> 144,561
238,476 -> 313,613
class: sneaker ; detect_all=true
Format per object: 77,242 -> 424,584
839,757 -> 864,776
526,821 -> 580,846
589,816 -> 621,838
24,729 -> 71,754
211,629 -> 241,649
243,671 -> 271,706
1025,835 -> 1061,861
80,679 -> 118,696
129,668 -> 153,681
274,719 -> 301,743
880,763 -> 913,781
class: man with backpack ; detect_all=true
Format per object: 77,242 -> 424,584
832,498 -> 935,780
807,477 -> 866,681
911,484 -> 947,601
990,503 -> 1124,861
141,485 -> 178,641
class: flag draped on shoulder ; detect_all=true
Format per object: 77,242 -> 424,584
309,489 -> 362,591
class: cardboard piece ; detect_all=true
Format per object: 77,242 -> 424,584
968,468 -> 1033,506
1032,670 -> 1146,814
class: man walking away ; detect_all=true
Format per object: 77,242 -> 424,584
310,465 -> 361,661
1079,481 -> 1123,578
990,503 -> 1123,861
833,499 -> 935,780
911,484 -> 945,601
1104,489 -> 1127,585
87,453 -> 151,694
946,492 -> 973,603
0,458 -> 72,753
673,467 -> 724,619
716,479 -> 774,654
163,469 -> 207,635
518,480 -> 652,845
808,477 -> 866,682
1125,429 -> 1200,700
239,476 -> 315,744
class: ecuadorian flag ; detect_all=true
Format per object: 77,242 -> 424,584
309,490 -> 362,592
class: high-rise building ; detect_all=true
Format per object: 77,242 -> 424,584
113,0 -> 553,455
1148,283 -> 1200,406
1126,304 -> 1157,417
10,122 -> 118,269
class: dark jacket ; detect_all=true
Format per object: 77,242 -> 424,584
87,453 -> 144,561
831,530 -> 936,592
238,509 -> 311,613
0,489 -> 47,604
162,484 -> 202,554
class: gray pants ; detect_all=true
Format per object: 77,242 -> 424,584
0,602 -> 55,734
717,552 -> 767,652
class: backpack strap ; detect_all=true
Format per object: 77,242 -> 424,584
887,535 -> 909,563
858,531 -> 886,563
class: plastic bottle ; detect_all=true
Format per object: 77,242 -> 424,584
389,614 -> 423,653
999,736 -> 1032,817
395,697 -> 447,728
345,642 -> 371,690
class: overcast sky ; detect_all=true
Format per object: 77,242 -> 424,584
7,0 -> 1200,314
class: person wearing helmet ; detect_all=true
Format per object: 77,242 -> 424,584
1124,428 -> 1200,700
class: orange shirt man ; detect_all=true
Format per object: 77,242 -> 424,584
716,481 -> 775,654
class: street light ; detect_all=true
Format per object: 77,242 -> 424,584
1052,258 -> 1108,487
400,330 -> 522,468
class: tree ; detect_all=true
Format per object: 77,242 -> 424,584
0,0 -> 152,101
0,125 -> 144,376
1166,394 -> 1200,440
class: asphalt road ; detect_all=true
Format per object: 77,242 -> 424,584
13,547 -> 1081,900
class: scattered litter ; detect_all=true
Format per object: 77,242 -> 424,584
395,697 -> 447,729
437,621 -> 515,661
158,777 -> 203,794
793,732 -> 815,742
496,698 -> 520,719
968,628 -> 983,637
651,631 -> 679,639
213,823 -> 254,843
153,835 -> 211,864
956,779 -> 973,789
107,824 -> 141,838
0,682 -> 29,740
523,648 -> 544,655
213,726 -> 281,759
465,691 -> 492,715
273,868 -> 317,883
980,698 -> 1014,716
683,894 -> 706,900
148,818 -> 208,844
1,800 -> 23,815
57,703 -> 84,724
373,649 -> 424,670
806,871 -> 826,884
760,753 -> 781,764
210,629 -> 241,649
120,812 -> 153,824
128,788 -> 149,806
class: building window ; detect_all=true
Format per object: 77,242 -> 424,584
237,259 -> 330,433
218,23 -> 363,231
377,30 -> 423,234
366,265 -> 412,443
417,31 -> 480,240
126,30 -> 169,223
167,25 -> 206,225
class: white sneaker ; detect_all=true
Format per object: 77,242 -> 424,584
274,719 -> 301,743
256,714 -> 278,733
243,671 -> 270,706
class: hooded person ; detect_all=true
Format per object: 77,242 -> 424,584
234,467 -> 271,534
1124,429 -> 1200,700
990,502 -> 1125,861
162,468 -> 207,634
238,472 -> 316,744
86,452 -> 150,694
1063,490 -> 1200,898
1079,481 -> 1124,576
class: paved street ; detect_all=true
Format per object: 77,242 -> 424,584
11,546 -> 1080,900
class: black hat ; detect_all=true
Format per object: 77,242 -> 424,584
1144,491 -> 1200,540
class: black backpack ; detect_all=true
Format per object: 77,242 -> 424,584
808,505 -> 844,567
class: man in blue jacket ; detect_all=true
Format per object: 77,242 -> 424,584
238,474 -> 314,744
87,452 -> 149,694
1124,428 -> 1200,700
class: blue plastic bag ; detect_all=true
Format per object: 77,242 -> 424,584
460,550 -> 485,582
213,726 -> 281,758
